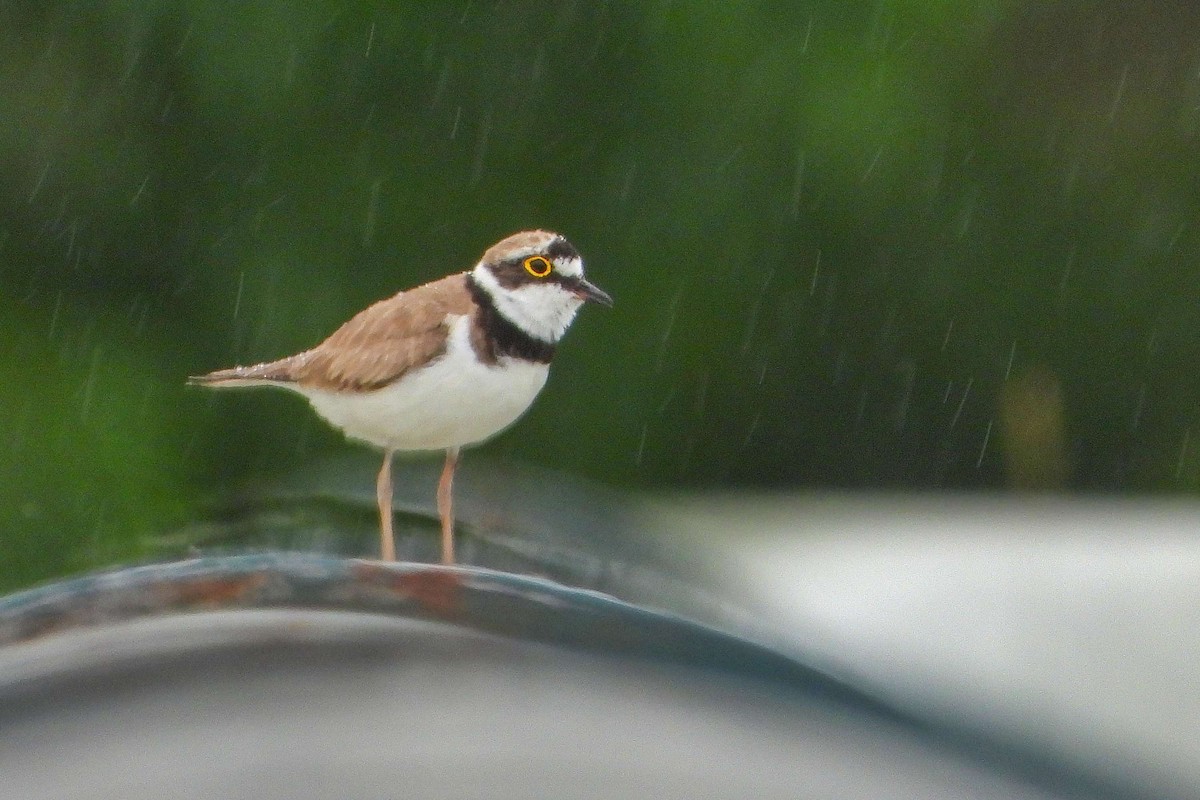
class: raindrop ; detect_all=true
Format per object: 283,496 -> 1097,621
635,423 -> 648,465
1057,244 -> 1076,293
133,298 -> 151,337
619,163 -> 636,203
1131,383 -> 1146,431
233,271 -> 245,321
976,419 -> 994,468
286,45 -> 299,88
1175,428 -> 1191,480
1003,341 -> 1017,382
120,48 -> 142,84
130,175 -> 149,206
1106,63 -> 1130,125
949,376 -> 973,431
65,218 -> 78,265
432,61 -> 451,109
860,146 -> 883,183
742,410 -> 762,447
28,161 -> 50,204
940,318 -> 955,351
173,23 -> 195,58
653,285 -> 684,373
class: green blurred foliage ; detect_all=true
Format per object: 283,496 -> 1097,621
3,1 -> 1200,589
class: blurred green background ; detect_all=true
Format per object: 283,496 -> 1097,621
4,1 -> 1200,590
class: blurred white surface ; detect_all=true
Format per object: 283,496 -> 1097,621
649,496 -> 1200,797
0,610 -> 1062,800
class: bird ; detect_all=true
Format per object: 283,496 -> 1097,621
189,230 -> 611,564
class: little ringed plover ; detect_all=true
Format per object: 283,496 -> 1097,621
190,230 -> 612,564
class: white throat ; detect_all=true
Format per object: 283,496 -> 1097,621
471,265 -> 584,343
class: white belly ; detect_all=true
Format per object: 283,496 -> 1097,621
299,316 -> 549,451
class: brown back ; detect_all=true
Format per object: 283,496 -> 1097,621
191,273 -> 475,392
291,272 -> 475,391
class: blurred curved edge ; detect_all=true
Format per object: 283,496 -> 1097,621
0,553 -> 834,690
0,553 -> 1172,800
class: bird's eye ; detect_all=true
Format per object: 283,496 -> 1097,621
523,255 -> 553,278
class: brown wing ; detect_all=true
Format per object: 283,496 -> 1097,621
190,273 -> 475,392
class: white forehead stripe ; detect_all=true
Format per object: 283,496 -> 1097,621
555,256 -> 583,278
484,247 -> 583,279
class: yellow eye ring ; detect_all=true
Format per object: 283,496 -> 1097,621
523,255 -> 553,278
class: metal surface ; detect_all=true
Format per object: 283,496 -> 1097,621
0,553 -> 1166,800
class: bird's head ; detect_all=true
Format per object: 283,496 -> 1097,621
470,230 -> 612,343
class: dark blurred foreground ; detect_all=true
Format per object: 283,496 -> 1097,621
0,602 -> 1048,800
2,492 -> 1198,799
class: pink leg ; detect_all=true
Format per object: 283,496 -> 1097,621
437,447 -> 460,565
376,449 -> 396,561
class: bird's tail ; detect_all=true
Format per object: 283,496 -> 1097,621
188,359 -> 298,388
